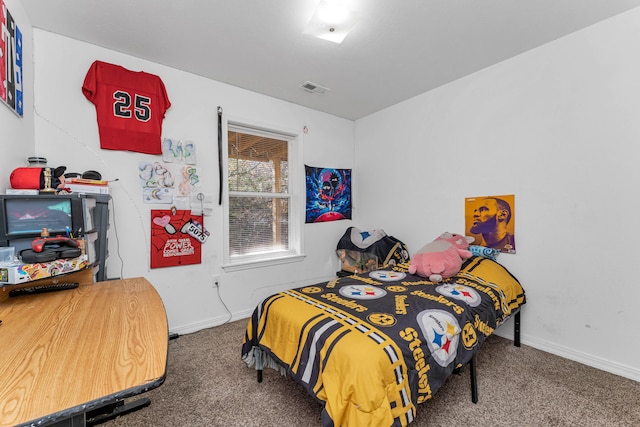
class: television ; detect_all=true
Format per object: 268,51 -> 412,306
0,194 -> 93,253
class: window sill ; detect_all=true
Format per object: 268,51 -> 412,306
222,254 -> 307,272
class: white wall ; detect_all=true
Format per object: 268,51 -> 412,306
13,0 -> 640,383
355,8 -> 640,381
0,0 -> 33,185
31,30 -> 356,334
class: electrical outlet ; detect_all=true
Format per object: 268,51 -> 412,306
212,275 -> 220,288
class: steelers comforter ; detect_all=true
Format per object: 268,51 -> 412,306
241,256 -> 525,427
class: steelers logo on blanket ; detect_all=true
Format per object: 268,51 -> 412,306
339,284 -> 387,300
301,286 -> 323,294
417,309 -> 461,367
369,270 -> 406,281
462,323 -> 478,349
386,285 -> 407,293
367,312 -> 397,327
435,283 -> 482,307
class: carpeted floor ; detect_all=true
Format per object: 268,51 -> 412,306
102,319 -> 640,427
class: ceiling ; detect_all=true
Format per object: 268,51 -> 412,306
20,0 -> 640,120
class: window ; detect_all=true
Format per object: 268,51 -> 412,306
225,124 -> 302,268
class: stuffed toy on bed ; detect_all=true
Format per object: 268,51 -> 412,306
408,232 -> 474,282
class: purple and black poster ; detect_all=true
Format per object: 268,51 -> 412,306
305,165 -> 352,223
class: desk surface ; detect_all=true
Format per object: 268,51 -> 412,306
0,277 -> 168,427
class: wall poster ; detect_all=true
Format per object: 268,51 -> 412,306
1,0 -> 23,116
305,165 -> 352,223
150,209 -> 209,268
465,194 -> 516,254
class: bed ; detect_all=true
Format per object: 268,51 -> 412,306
242,256 -> 526,427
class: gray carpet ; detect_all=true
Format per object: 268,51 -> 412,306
102,319 -> 640,427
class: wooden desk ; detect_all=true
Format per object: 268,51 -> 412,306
0,277 -> 168,427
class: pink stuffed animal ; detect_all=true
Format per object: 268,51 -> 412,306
408,232 -> 474,282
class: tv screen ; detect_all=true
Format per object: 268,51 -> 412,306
5,198 -> 72,235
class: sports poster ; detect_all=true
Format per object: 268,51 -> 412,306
465,194 -> 516,254
1,0 -> 23,116
150,209 -> 209,268
305,165 -> 352,223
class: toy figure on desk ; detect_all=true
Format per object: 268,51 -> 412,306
10,166 -> 67,192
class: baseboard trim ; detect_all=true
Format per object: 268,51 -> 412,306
169,308 -> 253,336
169,275 -> 337,337
495,329 -> 640,382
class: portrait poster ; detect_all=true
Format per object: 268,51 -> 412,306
465,194 -> 516,254
150,209 -> 209,268
1,0 -> 24,116
305,165 -> 352,223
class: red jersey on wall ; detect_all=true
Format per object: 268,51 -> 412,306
82,60 -> 171,155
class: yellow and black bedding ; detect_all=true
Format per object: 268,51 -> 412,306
242,256 -> 525,427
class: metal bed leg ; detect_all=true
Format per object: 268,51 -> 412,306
469,354 -> 478,404
514,310 -> 521,347
254,347 -> 264,383
467,309 -> 521,404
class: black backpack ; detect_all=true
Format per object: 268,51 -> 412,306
336,226 -> 410,268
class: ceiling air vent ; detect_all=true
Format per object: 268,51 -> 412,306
300,81 -> 330,94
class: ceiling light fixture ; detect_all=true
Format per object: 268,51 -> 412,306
303,0 -> 358,44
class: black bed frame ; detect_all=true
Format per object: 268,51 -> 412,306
256,309 -> 522,405
468,309 -> 521,403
